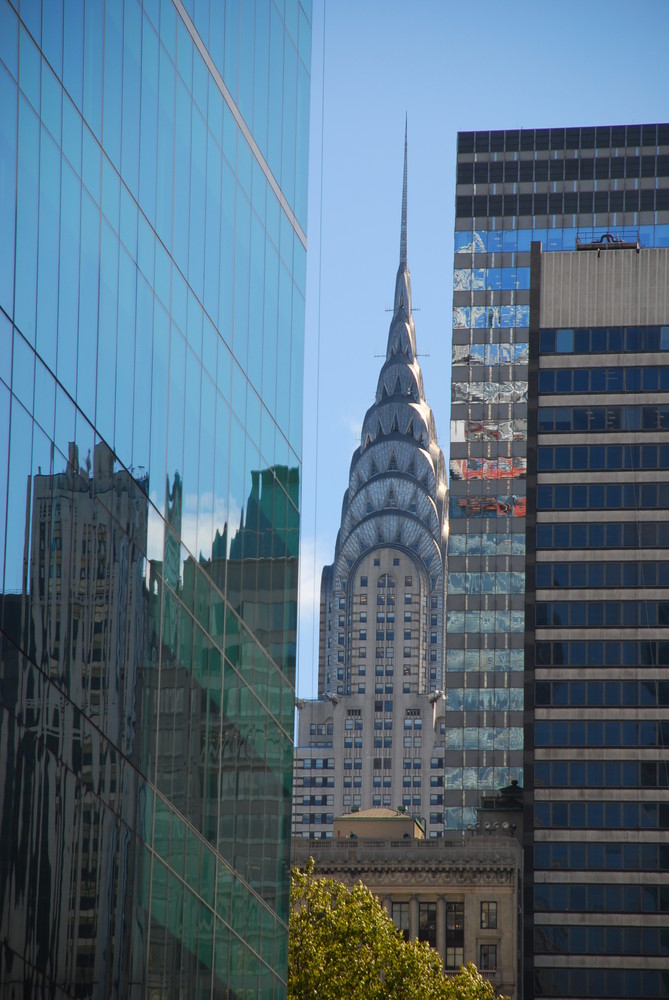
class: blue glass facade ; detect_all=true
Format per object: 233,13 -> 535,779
0,0 -> 310,995
448,124 -> 669,831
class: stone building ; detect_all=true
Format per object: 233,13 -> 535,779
294,129 -> 449,840
293,808 -> 521,999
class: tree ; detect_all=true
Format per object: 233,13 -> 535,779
288,859 -> 509,1000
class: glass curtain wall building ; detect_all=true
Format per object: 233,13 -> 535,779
0,1 -> 310,996
448,123 -> 669,830
526,243 -> 669,1000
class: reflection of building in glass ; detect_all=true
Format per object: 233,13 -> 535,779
0,2 -> 309,995
0,442 -> 149,993
525,245 -> 669,1000
294,134 -> 449,840
448,124 -> 669,838
183,465 -> 299,902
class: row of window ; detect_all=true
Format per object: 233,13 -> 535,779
446,610 -> 525,634
535,799 -> 669,829
539,324 -> 669,355
301,795 -> 333,806
459,123 -> 669,152
534,968 -> 669,999
445,727 -> 523,751
447,571 -> 525,595
535,759 -> 669,790
299,813 -> 334,825
299,777 -> 334,788
358,572 -> 413,587
458,153 -> 669,184
309,723 -> 333,736
535,679 -> 669,708
375,612 -> 416,623
537,482 -> 669,511
456,188 -> 669,218
536,599 -> 669,628
537,442 -> 669,472
536,559 -> 669,590
449,533 -> 526,556
536,520 -> 669,550
444,766 -> 524,791
454,223 -> 669,255
535,719 -> 669,749
538,403 -> 669,433
538,363 -> 669,395
534,924 -> 669,956
534,840 -> 669,872
446,648 -> 525,673
536,638 -> 669,666
445,688 -> 524,713
452,345 -> 529,369
453,267 -> 530,292
452,305 -> 529,329
534,881 -> 669,914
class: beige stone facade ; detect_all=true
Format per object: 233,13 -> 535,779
293,819 -> 521,1000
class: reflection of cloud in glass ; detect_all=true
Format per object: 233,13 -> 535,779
147,487 -> 242,570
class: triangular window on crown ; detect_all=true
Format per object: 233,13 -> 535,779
382,384 -> 389,399
370,456 -> 379,477
385,487 -> 397,508
421,472 -> 429,487
376,525 -> 384,543
377,419 -> 384,437
406,418 -> 414,438
364,433 -> 371,449
394,524 -> 402,542
407,454 -> 416,474
388,451 -> 399,471
394,376 -> 402,396
366,499 -> 374,514
391,415 -> 399,433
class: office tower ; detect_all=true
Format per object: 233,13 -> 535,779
451,124 -> 669,999
0,1 -> 310,996
448,123 -> 669,831
526,244 -> 669,999
294,135 -> 449,840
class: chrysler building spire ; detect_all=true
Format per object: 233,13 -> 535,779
293,125 -> 449,841
400,115 -> 408,267
394,119 -> 413,322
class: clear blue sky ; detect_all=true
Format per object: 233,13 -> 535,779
296,0 -> 669,698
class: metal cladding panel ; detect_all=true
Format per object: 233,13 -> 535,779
540,248 -> 669,328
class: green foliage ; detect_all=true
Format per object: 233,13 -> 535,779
288,859 -> 509,1000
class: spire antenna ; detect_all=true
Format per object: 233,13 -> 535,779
400,116 -> 408,267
